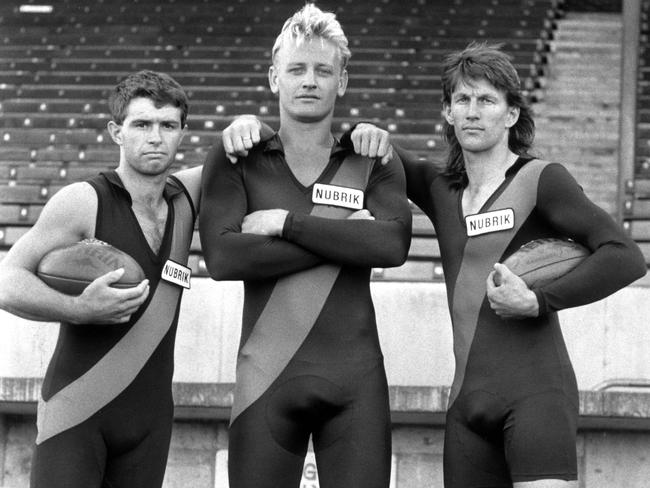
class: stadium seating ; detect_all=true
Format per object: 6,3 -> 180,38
0,0 -> 561,281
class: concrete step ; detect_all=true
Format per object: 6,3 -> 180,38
533,108 -> 619,124
544,64 -> 622,76
553,29 -> 622,43
542,94 -> 620,106
533,101 -> 620,114
559,13 -> 622,27
535,120 -> 619,134
549,43 -> 621,56
549,51 -> 621,63
535,128 -> 619,143
543,74 -> 620,87
533,144 -> 618,159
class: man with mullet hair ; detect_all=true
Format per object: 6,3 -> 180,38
199,4 -> 411,488
363,42 -> 645,488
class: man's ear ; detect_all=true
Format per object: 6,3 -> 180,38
337,69 -> 348,97
107,120 -> 123,145
505,106 -> 520,129
179,124 -> 188,144
443,104 -> 454,125
268,65 -> 279,95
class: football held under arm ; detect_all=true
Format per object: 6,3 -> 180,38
532,164 -> 646,313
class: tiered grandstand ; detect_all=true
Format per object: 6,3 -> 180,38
0,0 -> 560,282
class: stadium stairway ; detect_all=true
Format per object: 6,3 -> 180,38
532,12 -> 622,216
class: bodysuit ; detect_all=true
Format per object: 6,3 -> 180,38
31,171 -> 196,488
396,147 -> 646,486
199,134 -> 412,488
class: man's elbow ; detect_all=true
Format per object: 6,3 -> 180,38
631,253 -> 648,282
377,232 -> 411,268
202,253 -> 237,281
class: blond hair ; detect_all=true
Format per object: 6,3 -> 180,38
271,3 -> 351,70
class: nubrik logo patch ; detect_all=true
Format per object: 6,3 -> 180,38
312,183 -> 364,210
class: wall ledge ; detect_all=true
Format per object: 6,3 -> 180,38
1,378 -> 649,430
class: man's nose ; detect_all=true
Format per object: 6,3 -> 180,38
466,99 -> 479,118
302,69 -> 317,88
148,125 -> 163,143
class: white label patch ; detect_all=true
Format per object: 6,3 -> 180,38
161,259 -> 191,289
465,208 -> 515,237
312,183 -> 364,210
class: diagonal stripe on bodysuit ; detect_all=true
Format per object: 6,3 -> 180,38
36,189 -> 195,444
449,159 -> 549,408
230,154 -> 373,423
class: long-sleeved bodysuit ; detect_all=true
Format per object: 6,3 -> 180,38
199,134 -> 412,488
395,147 -> 646,486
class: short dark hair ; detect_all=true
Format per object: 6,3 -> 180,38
441,42 -> 535,187
108,70 -> 189,127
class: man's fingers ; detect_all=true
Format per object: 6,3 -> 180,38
115,279 -> 150,300
380,145 -> 394,166
249,125 -> 261,145
367,132 -> 380,158
359,132 -> 371,156
487,270 -> 498,289
350,131 -> 362,156
347,209 -> 374,220
377,136 -> 390,159
94,268 -> 125,286
223,132 -> 236,156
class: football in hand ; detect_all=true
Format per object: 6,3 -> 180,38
37,239 -> 145,295
501,238 -> 590,288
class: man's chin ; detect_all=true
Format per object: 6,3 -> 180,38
290,110 -> 332,124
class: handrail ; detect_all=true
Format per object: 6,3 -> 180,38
592,378 -> 650,391
617,0 -> 642,225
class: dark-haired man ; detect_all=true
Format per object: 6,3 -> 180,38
0,70 -> 201,488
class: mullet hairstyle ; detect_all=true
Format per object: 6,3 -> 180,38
271,2 -> 351,71
108,70 -> 189,127
441,42 -> 536,188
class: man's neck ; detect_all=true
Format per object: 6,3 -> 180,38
463,146 -> 518,192
115,165 -> 168,208
278,117 -> 334,152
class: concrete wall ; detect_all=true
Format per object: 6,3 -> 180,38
2,416 -> 650,488
1,278 -> 648,390
1,279 -> 649,487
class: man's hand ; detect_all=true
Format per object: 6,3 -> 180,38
222,114 -> 262,163
486,263 -> 539,319
74,269 -> 150,324
350,123 -> 393,165
241,209 -> 289,237
347,209 -> 375,220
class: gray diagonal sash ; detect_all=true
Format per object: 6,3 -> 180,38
449,160 -> 549,408
36,191 -> 195,444
231,155 -> 373,423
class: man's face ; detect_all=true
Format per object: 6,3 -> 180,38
108,97 -> 186,176
444,77 -> 519,155
269,37 -> 348,123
